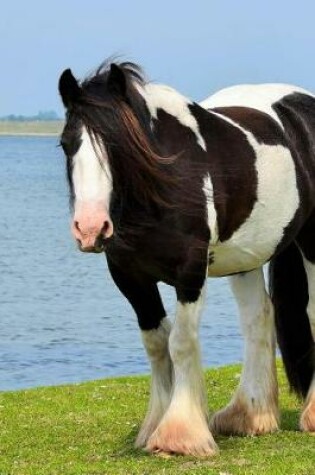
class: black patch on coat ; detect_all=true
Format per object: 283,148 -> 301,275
272,92 -> 315,254
211,106 -> 288,146
106,255 -> 167,330
189,103 -> 258,242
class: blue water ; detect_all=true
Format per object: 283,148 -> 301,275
0,136 -> 242,391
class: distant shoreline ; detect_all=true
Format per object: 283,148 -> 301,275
0,132 -> 60,137
0,120 -> 63,137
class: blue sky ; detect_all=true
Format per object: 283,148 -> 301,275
1,0 -> 315,116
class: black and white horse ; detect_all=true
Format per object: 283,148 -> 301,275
58,60 -> 315,456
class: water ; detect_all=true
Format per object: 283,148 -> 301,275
0,136 -> 242,391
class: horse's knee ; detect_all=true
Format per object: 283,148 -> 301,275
168,329 -> 198,364
142,318 -> 171,361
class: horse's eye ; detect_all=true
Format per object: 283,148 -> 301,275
59,140 -> 70,155
58,141 -> 66,151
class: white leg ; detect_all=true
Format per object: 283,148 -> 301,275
135,317 -> 173,447
299,257 -> 315,432
211,268 -> 279,435
146,287 -> 218,456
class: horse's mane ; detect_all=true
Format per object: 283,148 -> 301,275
71,60 -> 177,213
83,59 -> 145,89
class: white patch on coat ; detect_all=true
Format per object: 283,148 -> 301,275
139,83 -> 207,151
206,112 -> 300,276
203,174 -> 218,244
72,126 -> 112,206
200,83 -> 313,127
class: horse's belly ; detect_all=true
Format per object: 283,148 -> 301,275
207,241 -> 269,277
207,193 -> 299,277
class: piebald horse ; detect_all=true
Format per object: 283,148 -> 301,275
58,61 -> 315,456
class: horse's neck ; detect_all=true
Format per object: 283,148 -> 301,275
138,83 -> 207,151
139,83 -> 191,119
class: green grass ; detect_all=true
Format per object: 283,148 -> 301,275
0,362 -> 314,475
0,121 -> 63,136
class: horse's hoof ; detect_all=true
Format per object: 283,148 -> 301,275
211,397 -> 279,436
135,416 -> 161,449
300,394 -> 315,432
145,416 -> 218,457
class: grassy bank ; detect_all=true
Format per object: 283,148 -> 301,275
0,363 -> 314,475
0,121 -> 63,136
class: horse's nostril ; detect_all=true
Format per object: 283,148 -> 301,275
74,221 -> 80,232
102,220 -> 110,235
100,219 -> 114,239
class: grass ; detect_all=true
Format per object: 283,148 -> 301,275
0,362 -> 314,475
0,121 -> 63,136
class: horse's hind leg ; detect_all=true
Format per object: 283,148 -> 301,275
295,253 -> 315,432
211,267 -> 279,435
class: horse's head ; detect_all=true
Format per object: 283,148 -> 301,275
59,61 -> 175,253
58,65 -> 130,253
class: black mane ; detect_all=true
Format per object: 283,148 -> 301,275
82,60 -> 145,91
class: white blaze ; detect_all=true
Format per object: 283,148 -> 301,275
72,126 -> 112,208
71,126 -> 114,247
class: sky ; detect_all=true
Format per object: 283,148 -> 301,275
1,0 -> 315,116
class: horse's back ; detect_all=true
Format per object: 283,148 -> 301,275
200,83 -> 314,126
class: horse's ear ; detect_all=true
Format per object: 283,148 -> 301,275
107,64 -> 127,97
59,69 -> 82,108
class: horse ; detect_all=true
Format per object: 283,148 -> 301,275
58,60 -> 315,456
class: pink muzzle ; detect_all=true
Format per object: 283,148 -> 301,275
71,202 -> 113,252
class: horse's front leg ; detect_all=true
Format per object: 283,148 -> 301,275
106,259 -> 173,447
211,267 -> 279,435
136,316 -> 173,447
147,275 -> 217,456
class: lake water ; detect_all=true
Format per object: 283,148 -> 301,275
0,136 -> 242,391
